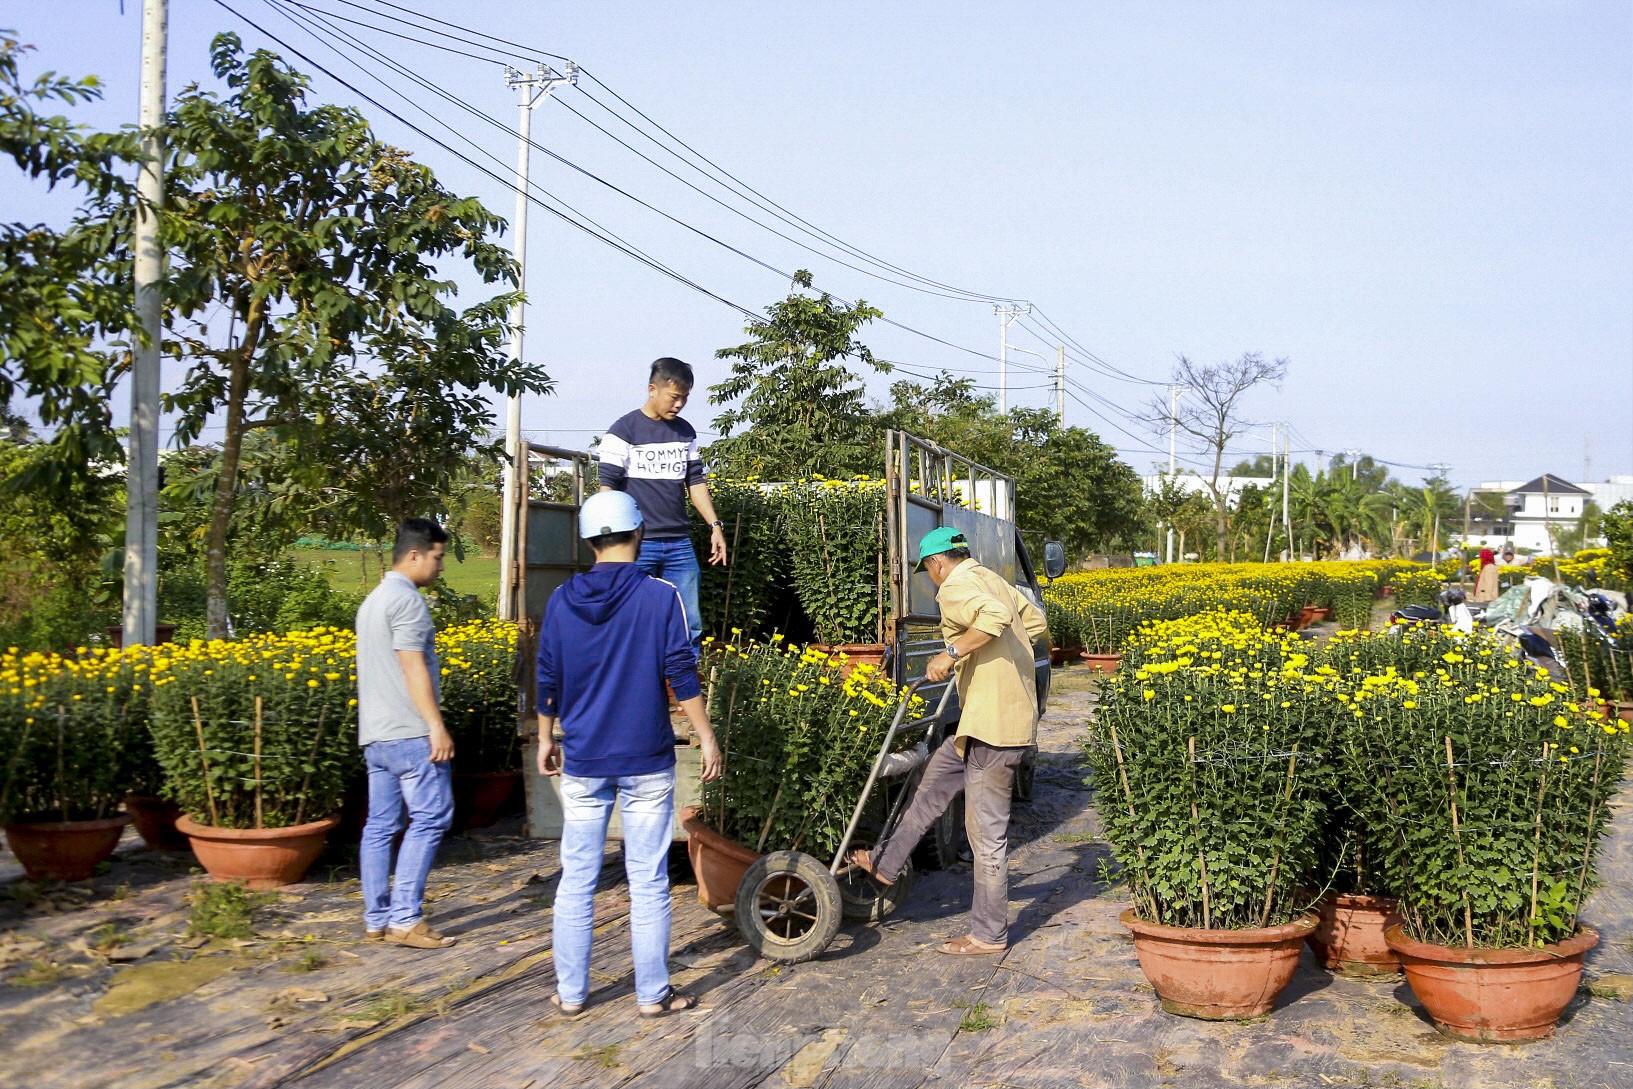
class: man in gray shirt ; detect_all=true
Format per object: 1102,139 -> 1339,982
356,518 -> 457,949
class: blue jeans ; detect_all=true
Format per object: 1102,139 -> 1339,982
553,769 -> 676,1007
637,536 -> 703,651
361,736 -> 454,931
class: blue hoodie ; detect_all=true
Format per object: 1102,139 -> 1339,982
536,562 -> 701,778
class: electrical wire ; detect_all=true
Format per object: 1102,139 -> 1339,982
298,1 -> 1152,379
216,0 -> 761,320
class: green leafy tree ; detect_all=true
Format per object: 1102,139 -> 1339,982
4,36 -> 550,637
1601,502 -> 1633,584
707,269 -> 886,480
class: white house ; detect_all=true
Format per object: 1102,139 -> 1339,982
1504,474 -> 1589,553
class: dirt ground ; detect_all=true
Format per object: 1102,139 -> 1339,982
1,652 -> 1631,1089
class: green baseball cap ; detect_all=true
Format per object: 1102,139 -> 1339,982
915,527 -> 969,572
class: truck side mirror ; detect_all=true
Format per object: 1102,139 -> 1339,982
1043,541 -> 1067,580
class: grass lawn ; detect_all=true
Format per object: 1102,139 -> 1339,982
290,549 -> 501,601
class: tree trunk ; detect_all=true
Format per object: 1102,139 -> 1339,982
204,307 -> 264,640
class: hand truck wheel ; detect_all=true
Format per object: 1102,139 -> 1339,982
735,850 -> 843,964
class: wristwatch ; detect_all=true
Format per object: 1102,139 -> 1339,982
709,519 -> 724,528
945,643 -> 961,661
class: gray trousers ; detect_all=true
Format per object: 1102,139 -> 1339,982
872,737 -> 1027,946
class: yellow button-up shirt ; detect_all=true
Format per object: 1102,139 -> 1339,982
936,559 -> 1050,751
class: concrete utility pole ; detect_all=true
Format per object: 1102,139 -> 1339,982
1165,384 -> 1181,564
497,61 -> 576,623
1055,345 -> 1066,424
122,0 -> 167,648
1430,462 -> 1453,567
992,302 -> 1031,413
1282,429 -> 1292,561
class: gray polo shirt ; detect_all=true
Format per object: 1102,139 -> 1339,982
355,571 -> 440,747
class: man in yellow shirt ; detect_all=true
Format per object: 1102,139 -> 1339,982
849,527 -> 1048,954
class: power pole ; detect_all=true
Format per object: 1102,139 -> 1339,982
122,0 -> 167,648
1264,424 -> 1278,563
1165,383 -> 1180,564
1055,344 -> 1065,424
1282,429 -> 1292,561
497,61 -> 576,623
992,302 -> 1030,413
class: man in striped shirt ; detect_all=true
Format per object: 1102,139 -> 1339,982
598,357 -> 728,651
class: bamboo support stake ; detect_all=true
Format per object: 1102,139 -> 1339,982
253,696 -> 264,829
192,696 -> 220,826
1106,718 -> 1157,920
291,704 -> 329,827
1443,734 -> 1474,948
1260,744 -> 1300,927
55,706 -> 68,822
718,512 -> 743,649
716,676 -> 741,828
1572,737 -> 1606,931
1525,740 -> 1552,947
1188,735 -> 1212,929
755,781 -> 786,854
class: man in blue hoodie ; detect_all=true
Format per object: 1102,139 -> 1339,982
536,490 -> 723,1020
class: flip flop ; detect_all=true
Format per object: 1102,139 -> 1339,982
637,987 -> 698,1018
938,934 -> 1007,955
845,849 -> 895,887
551,993 -> 586,1020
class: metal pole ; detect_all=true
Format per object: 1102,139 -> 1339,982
122,0 -> 167,648
498,63 -> 574,621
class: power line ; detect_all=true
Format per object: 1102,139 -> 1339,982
217,0 -> 761,319
300,2 -> 1146,379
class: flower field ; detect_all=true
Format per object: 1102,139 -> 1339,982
1043,559 -> 1426,654
1088,608 -> 1631,946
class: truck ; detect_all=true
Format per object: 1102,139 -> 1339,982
502,429 -> 1062,866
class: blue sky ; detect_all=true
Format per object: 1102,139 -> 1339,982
8,0 -> 1631,490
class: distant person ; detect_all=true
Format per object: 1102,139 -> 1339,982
1499,545 -> 1517,566
849,528 -> 1049,956
355,518 -> 456,949
598,357 -> 728,653
1473,547 -> 1500,602
537,490 -> 723,1018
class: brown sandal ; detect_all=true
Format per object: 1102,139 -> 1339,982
551,993 -> 586,1019
937,934 -> 1007,955
384,921 -> 457,949
637,987 -> 698,1018
845,849 -> 895,887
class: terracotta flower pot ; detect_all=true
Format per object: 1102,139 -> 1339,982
1615,700 -> 1633,723
453,770 -> 522,831
1079,652 -> 1123,676
123,794 -> 190,852
1121,908 -> 1318,1020
1049,646 -> 1070,667
1307,893 -> 1400,977
1384,922 -> 1599,1042
808,643 -> 889,680
1308,607 -> 1332,623
680,805 -> 760,914
176,813 -> 338,889
3,814 -> 132,881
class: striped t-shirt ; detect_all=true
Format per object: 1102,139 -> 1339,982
598,410 -> 707,539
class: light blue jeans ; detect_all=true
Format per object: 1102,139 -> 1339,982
553,768 -> 676,1008
636,536 -> 703,651
361,736 -> 454,931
